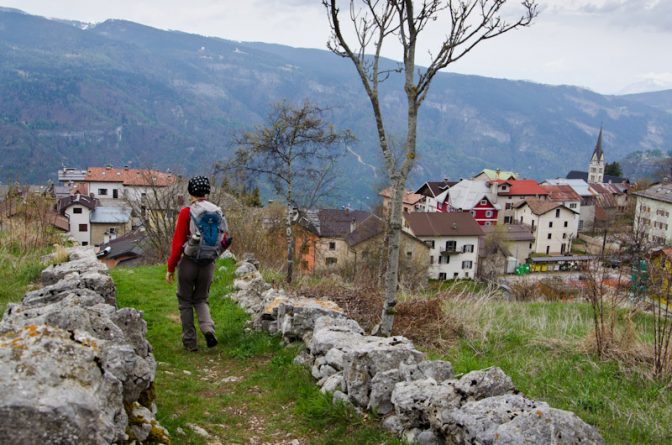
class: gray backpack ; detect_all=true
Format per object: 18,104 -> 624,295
183,201 -> 228,262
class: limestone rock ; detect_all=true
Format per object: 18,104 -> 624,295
0,325 -> 127,445
275,297 -> 345,342
400,360 -> 454,383
320,372 -> 344,394
41,257 -> 108,286
454,367 -> 514,401
391,379 -> 461,430
368,369 -> 401,416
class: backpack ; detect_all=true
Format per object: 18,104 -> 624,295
183,200 -> 228,263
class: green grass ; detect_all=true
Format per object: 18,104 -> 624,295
111,260 -> 400,445
440,299 -> 672,445
0,245 -> 50,314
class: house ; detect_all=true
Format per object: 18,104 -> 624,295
543,178 -> 595,232
344,214 -> 430,278
472,169 -> 519,182
414,179 -> 458,212
378,187 -> 425,214
513,199 -> 579,255
632,182 -> 672,246
90,207 -> 133,246
295,208 -> 372,271
493,179 -> 549,224
57,194 -> 99,246
542,184 -> 582,215
403,212 -> 483,280
58,166 -> 177,205
480,224 -> 535,267
435,180 -> 500,225
96,229 -> 147,268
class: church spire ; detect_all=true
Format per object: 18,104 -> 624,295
592,126 -> 604,162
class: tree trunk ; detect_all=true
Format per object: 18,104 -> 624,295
286,172 -> 294,284
379,178 -> 405,336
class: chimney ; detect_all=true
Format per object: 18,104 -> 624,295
350,218 -> 356,233
452,222 -> 457,230
106,164 -> 112,170
496,168 -> 501,179
124,165 -> 129,171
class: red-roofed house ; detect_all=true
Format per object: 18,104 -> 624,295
84,166 -> 176,204
494,179 -> 549,224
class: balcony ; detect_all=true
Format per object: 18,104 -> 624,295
440,246 -> 459,256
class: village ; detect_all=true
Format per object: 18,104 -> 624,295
7,128 -> 668,292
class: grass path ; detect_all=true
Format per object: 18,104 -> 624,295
112,260 -> 400,445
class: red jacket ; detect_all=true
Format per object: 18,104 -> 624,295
167,206 -> 191,273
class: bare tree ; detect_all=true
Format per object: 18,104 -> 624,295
323,0 -> 538,335
223,100 -> 352,283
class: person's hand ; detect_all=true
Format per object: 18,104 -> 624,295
165,271 -> 175,284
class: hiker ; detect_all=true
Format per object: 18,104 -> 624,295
166,176 -> 230,351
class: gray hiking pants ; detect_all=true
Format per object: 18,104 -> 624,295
177,256 -> 215,348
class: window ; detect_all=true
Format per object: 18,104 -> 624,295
462,244 -> 474,253
562,233 -> 567,239
480,199 -> 487,205
109,227 -> 116,234
453,272 -> 459,279
425,240 -> 435,249
485,210 -> 493,217
504,216 -> 512,224
548,221 -> 553,228
445,241 -> 457,251
555,209 -> 560,218
505,203 -> 513,210
569,203 -> 577,209
462,260 -> 473,269
520,217 -> 524,224
406,251 -> 412,258
439,273 -> 447,281
78,224 -> 88,232
470,210 -> 476,217
547,233 -> 552,239
529,242 -> 533,249
485,221 -> 492,226
546,246 -> 550,255
113,189 -> 119,199
579,220 -> 584,230
329,242 -> 336,251
326,257 -> 337,266
564,221 -> 568,228
82,242 -> 88,246
465,272 -> 469,278
73,207 -> 82,214
98,188 -> 108,196
430,256 -> 434,265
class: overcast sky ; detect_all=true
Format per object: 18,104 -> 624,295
2,0 -> 671,95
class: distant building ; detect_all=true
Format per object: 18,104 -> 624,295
513,198 -> 579,255
96,229 -> 147,268
435,180 -> 500,225
492,179 -> 549,224
632,182 -> 672,246
378,187 -> 425,214
414,179 -> 457,212
403,212 -> 483,280
565,127 -> 630,184
472,169 -> 519,182
57,194 -> 99,246
543,179 -> 595,232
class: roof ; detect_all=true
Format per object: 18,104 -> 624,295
57,194 -> 98,214
566,170 -> 629,184
589,183 -> 620,209
443,180 -> 500,210
403,212 -> 484,237
414,180 -> 458,198
543,178 -> 593,197
515,198 -> 577,216
474,169 -> 519,181
300,208 -> 372,238
85,167 -> 176,187
481,224 -> 535,242
541,184 -> 582,202
90,206 -> 132,224
633,182 -> 672,204
651,247 -> 672,261
97,229 -> 147,260
498,179 -> 549,197
345,214 -> 385,247
379,187 -> 424,206
46,211 -> 70,232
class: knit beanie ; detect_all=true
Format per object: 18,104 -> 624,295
188,176 -> 210,197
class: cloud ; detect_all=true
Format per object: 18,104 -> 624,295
546,0 -> 672,32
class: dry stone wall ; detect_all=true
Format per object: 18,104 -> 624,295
230,258 -> 605,445
0,247 -> 169,445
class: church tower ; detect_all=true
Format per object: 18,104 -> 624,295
588,127 -> 605,183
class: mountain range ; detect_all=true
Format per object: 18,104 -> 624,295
1,7 -> 671,206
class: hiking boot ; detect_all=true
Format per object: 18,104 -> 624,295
184,344 -> 199,352
205,332 -> 218,348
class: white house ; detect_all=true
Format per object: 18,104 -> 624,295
542,178 -> 595,232
57,194 -> 98,246
632,182 -> 672,246
513,198 -> 579,255
403,212 -> 483,280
